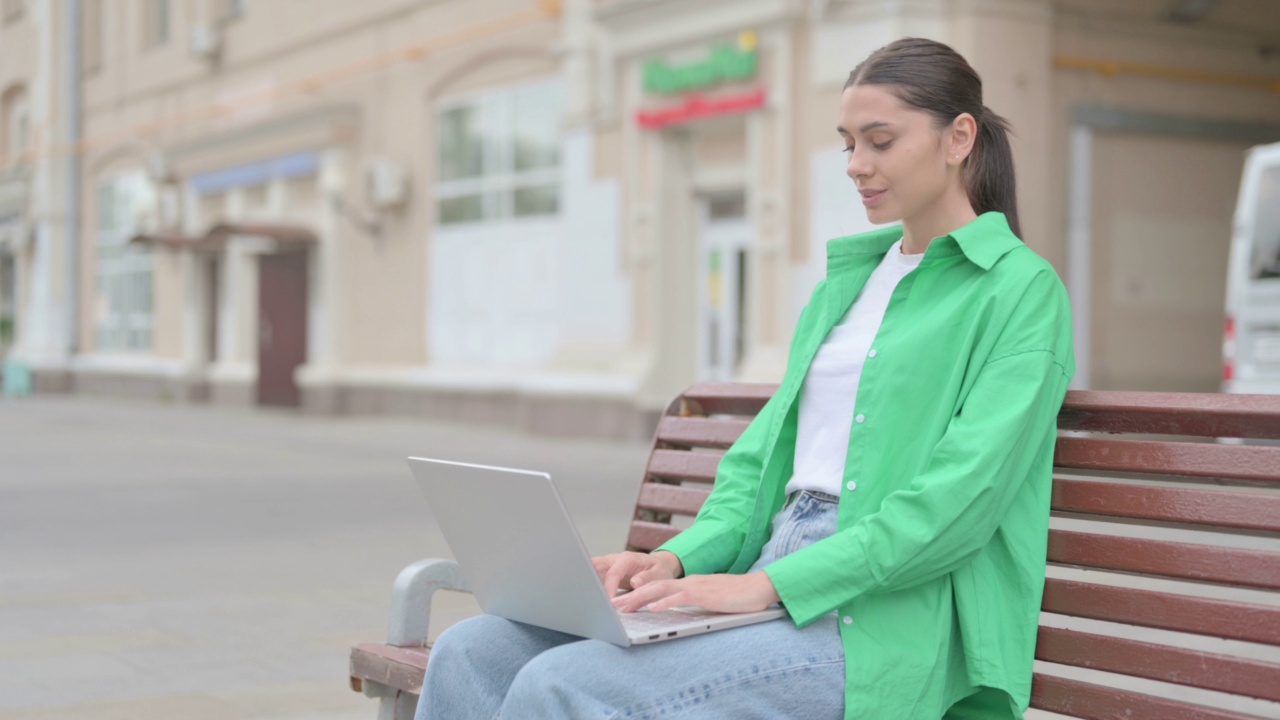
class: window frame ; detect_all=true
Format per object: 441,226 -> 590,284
433,78 -> 565,228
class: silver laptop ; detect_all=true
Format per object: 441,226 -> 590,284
408,457 -> 786,647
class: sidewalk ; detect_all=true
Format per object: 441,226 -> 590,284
0,395 -> 650,719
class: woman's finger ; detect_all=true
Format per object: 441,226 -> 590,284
602,554 -> 644,598
612,578 -> 679,613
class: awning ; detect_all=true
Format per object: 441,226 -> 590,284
128,232 -> 206,250
203,222 -> 317,246
128,223 -> 317,252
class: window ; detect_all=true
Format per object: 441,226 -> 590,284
0,250 -> 14,351
436,81 -> 563,226
143,0 -> 170,49
1252,164 -> 1280,281
0,86 -> 28,169
95,172 -> 155,351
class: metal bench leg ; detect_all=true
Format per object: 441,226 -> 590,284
362,680 -> 418,720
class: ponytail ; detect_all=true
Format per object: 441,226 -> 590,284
965,106 -> 1020,238
847,38 -> 1023,240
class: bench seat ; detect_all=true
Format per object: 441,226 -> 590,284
351,384 -> 1280,719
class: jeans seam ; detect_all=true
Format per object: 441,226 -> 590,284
613,657 -> 845,719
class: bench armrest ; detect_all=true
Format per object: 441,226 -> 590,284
387,558 -> 471,647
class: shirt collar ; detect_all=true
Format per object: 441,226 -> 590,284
826,211 -> 1022,272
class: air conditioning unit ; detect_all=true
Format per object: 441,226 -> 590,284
365,159 -> 408,209
191,23 -> 224,60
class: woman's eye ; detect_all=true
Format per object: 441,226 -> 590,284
873,141 -> 892,151
843,146 -> 855,154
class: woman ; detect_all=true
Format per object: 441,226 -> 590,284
417,37 -> 1074,720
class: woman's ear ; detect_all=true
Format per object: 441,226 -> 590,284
948,113 -> 978,166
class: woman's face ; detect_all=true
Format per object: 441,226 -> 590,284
837,83 -> 964,226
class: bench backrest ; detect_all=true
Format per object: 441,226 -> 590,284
627,383 -> 1280,720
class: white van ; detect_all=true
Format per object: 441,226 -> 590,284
1223,141 -> 1280,394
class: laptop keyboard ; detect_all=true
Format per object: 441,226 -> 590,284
619,607 -> 714,634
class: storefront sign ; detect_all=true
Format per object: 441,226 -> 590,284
637,31 -> 765,129
636,88 -> 767,130
643,31 -> 758,95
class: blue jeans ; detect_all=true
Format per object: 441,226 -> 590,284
415,491 -> 844,720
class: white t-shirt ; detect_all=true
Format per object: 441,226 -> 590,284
784,239 -> 924,498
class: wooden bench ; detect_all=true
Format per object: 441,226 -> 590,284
350,383 -> 1280,719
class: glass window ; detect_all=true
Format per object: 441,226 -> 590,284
513,185 -> 558,217
0,251 -> 14,350
439,105 -> 483,182
95,172 -> 154,352
512,85 -> 560,172
1251,164 -> 1280,281
436,81 -> 563,226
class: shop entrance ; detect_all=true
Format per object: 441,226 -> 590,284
697,191 -> 750,381
256,250 -> 308,406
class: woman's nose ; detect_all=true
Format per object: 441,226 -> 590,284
846,147 -> 870,181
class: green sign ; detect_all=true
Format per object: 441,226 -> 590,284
644,31 -> 758,95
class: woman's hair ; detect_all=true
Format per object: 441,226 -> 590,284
846,38 -> 1021,239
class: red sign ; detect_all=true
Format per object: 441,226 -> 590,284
636,87 -> 767,129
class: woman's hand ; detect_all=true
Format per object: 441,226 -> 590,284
592,550 -> 684,599
610,572 -> 781,615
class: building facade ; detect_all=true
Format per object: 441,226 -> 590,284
2,0 -> 1279,438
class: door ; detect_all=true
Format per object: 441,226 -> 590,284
697,191 -> 751,382
256,251 -> 308,406
1089,132 -> 1251,391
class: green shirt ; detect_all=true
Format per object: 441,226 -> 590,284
658,211 -> 1075,719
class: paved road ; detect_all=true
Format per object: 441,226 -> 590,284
0,395 -> 649,719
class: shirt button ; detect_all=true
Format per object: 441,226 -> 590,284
846,481 -> 857,491
868,349 -> 877,358
855,414 -> 866,424
842,616 -> 854,625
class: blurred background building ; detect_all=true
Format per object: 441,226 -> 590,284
0,0 -> 1278,438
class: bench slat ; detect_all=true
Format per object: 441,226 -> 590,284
1051,478 -> 1280,532
1048,530 -> 1280,590
655,416 -> 751,449
628,520 -> 681,552
636,483 -> 712,517
1030,674 -> 1269,720
677,383 -> 777,417
646,449 -> 722,484
1036,626 -> 1280,702
351,642 -> 430,695
1058,391 -> 1280,440
1042,578 -> 1280,646
1054,437 -> 1280,483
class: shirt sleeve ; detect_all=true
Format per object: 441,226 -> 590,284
763,275 -> 1074,627
654,387 -> 787,575
656,295 -> 823,576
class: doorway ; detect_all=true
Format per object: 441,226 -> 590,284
697,191 -> 751,382
256,251 -> 308,406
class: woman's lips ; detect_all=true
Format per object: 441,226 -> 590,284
861,189 -> 886,206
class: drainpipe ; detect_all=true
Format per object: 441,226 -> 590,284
67,0 -> 81,356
